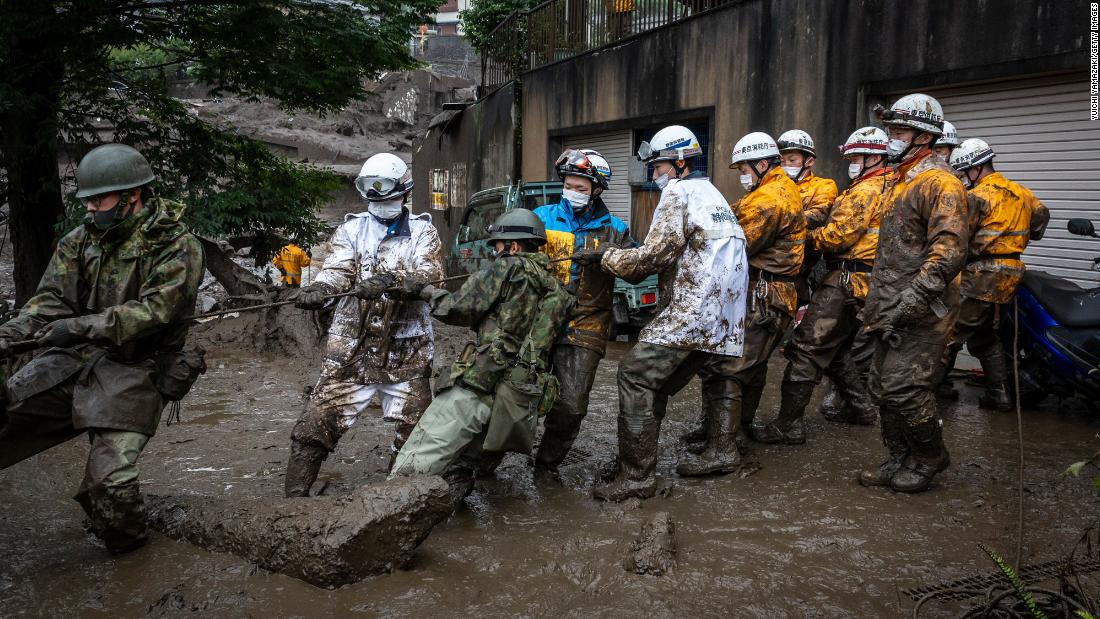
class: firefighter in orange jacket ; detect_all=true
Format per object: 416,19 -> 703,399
755,127 -> 892,444
272,242 -> 312,287
936,138 -> 1050,411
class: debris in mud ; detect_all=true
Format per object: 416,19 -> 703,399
623,511 -> 676,576
145,475 -> 452,588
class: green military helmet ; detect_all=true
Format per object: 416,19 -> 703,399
74,143 -> 156,199
487,208 -> 547,246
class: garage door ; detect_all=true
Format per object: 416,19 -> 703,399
565,130 -> 633,226
927,74 -> 1100,286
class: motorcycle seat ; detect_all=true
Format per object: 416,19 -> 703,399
1021,271 -> 1100,328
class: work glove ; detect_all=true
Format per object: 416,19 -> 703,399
34,319 -> 87,349
294,283 -> 332,310
397,273 -> 432,299
884,287 -> 930,329
570,248 -> 606,267
355,273 -> 398,301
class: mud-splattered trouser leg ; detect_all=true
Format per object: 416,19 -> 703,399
388,385 -> 493,479
615,343 -> 708,478
782,273 -> 875,424
868,324 -> 951,486
942,297 -> 1006,387
535,345 -> 602,471
290,378 -> 432,455
0,380 -> 151,553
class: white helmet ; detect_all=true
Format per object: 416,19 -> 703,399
776,129 -> 816,157
949,138 -> 995,171
881,93 -> 945,135
935,120 -> 959,147
839,126 -> 889,156
354,153 -> 413,201
638,125 -> 702,163
730,132 -> 780,167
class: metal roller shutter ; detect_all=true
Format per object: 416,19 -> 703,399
929,75 -> 1100,286
565,130 -> 633,225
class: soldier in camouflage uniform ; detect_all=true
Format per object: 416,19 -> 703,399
0,144 -> 204,553
859,94 -> 972,494
389,209 -> 573,502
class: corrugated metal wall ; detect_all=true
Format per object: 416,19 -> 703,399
565,131 -> 634,225
933,76 -> 1100,286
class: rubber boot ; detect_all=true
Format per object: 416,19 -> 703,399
890,420 -> 951,493
752,381 -> 814,445
818,384 -> 849,420
826,363 -> 877,426
284,440 -> 328,498
978,386 -> 1013,412
535,413 -> 585,478
858,412 -> 909,487
934,347 -> 961,400
592,418 -> 659,502
77,481 -> 148,555
676,383 -> 743,476
684,378 -> 722,454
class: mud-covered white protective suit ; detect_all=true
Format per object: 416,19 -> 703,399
290,208 -> 444,459
602,177 -> 749,356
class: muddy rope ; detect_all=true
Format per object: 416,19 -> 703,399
1013,297 -> 1024,569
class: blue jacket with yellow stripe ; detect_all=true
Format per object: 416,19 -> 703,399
532,196 -> 636,355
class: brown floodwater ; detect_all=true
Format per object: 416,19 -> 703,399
1,339 -> 1098,617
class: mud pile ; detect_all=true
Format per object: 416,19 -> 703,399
146,475 -> 452,588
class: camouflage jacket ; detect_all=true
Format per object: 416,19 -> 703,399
863,152 -> 972,333
0,198 -> 204,355
427,252 -> 574,394
0,198 -> 204,434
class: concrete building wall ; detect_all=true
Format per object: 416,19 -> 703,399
411,82 -> 519,245
520,0 -> 1086,201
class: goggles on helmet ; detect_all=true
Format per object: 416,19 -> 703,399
355,175 -> 405,200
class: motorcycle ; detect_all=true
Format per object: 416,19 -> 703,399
1003,218 -> 1100,409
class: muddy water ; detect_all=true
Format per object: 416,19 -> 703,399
1,340 -> 1098,617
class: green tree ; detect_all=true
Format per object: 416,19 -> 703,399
460,0 -> 540,49
0,0 -> 438,303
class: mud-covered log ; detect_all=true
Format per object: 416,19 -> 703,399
623,511 -> 676,576
145,476 -> 452,588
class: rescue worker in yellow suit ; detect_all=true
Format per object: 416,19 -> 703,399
695,132 -> 804,450
859,93 -> 972,494
932,120 -> 960,161
272,242 -> 311,288
754,127 -> 892,443
935,138 -> 1049,411
778,130 -> 837,308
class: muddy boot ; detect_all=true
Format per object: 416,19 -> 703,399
933,380 -> 960,400
858,412 -> 909,487
442,468 -> 475,511
535,413 -> 584,473
752,381 -> 814,445
818,384 -> 848,420
676,390 -> 743,477
592,419 -> 659,502
77,482 -> 148,555
683,379 -> 721,454
978,386 -> 1013,412
890,420 -> 950,493
284,440 -> 328,498
826,364 -> 877,426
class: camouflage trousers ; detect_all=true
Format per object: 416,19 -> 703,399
0,378 -> 151,553
290,376 -> 431,455
942,297 -> 1009,387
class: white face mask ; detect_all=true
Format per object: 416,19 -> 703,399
887,138 -> 910,161
739,173 -> 754,191
562,189 -> 590,212
367,197 -> 404,220
848,163 -> 863,179
782,165 -> 802,180
654,174 -> 671,191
